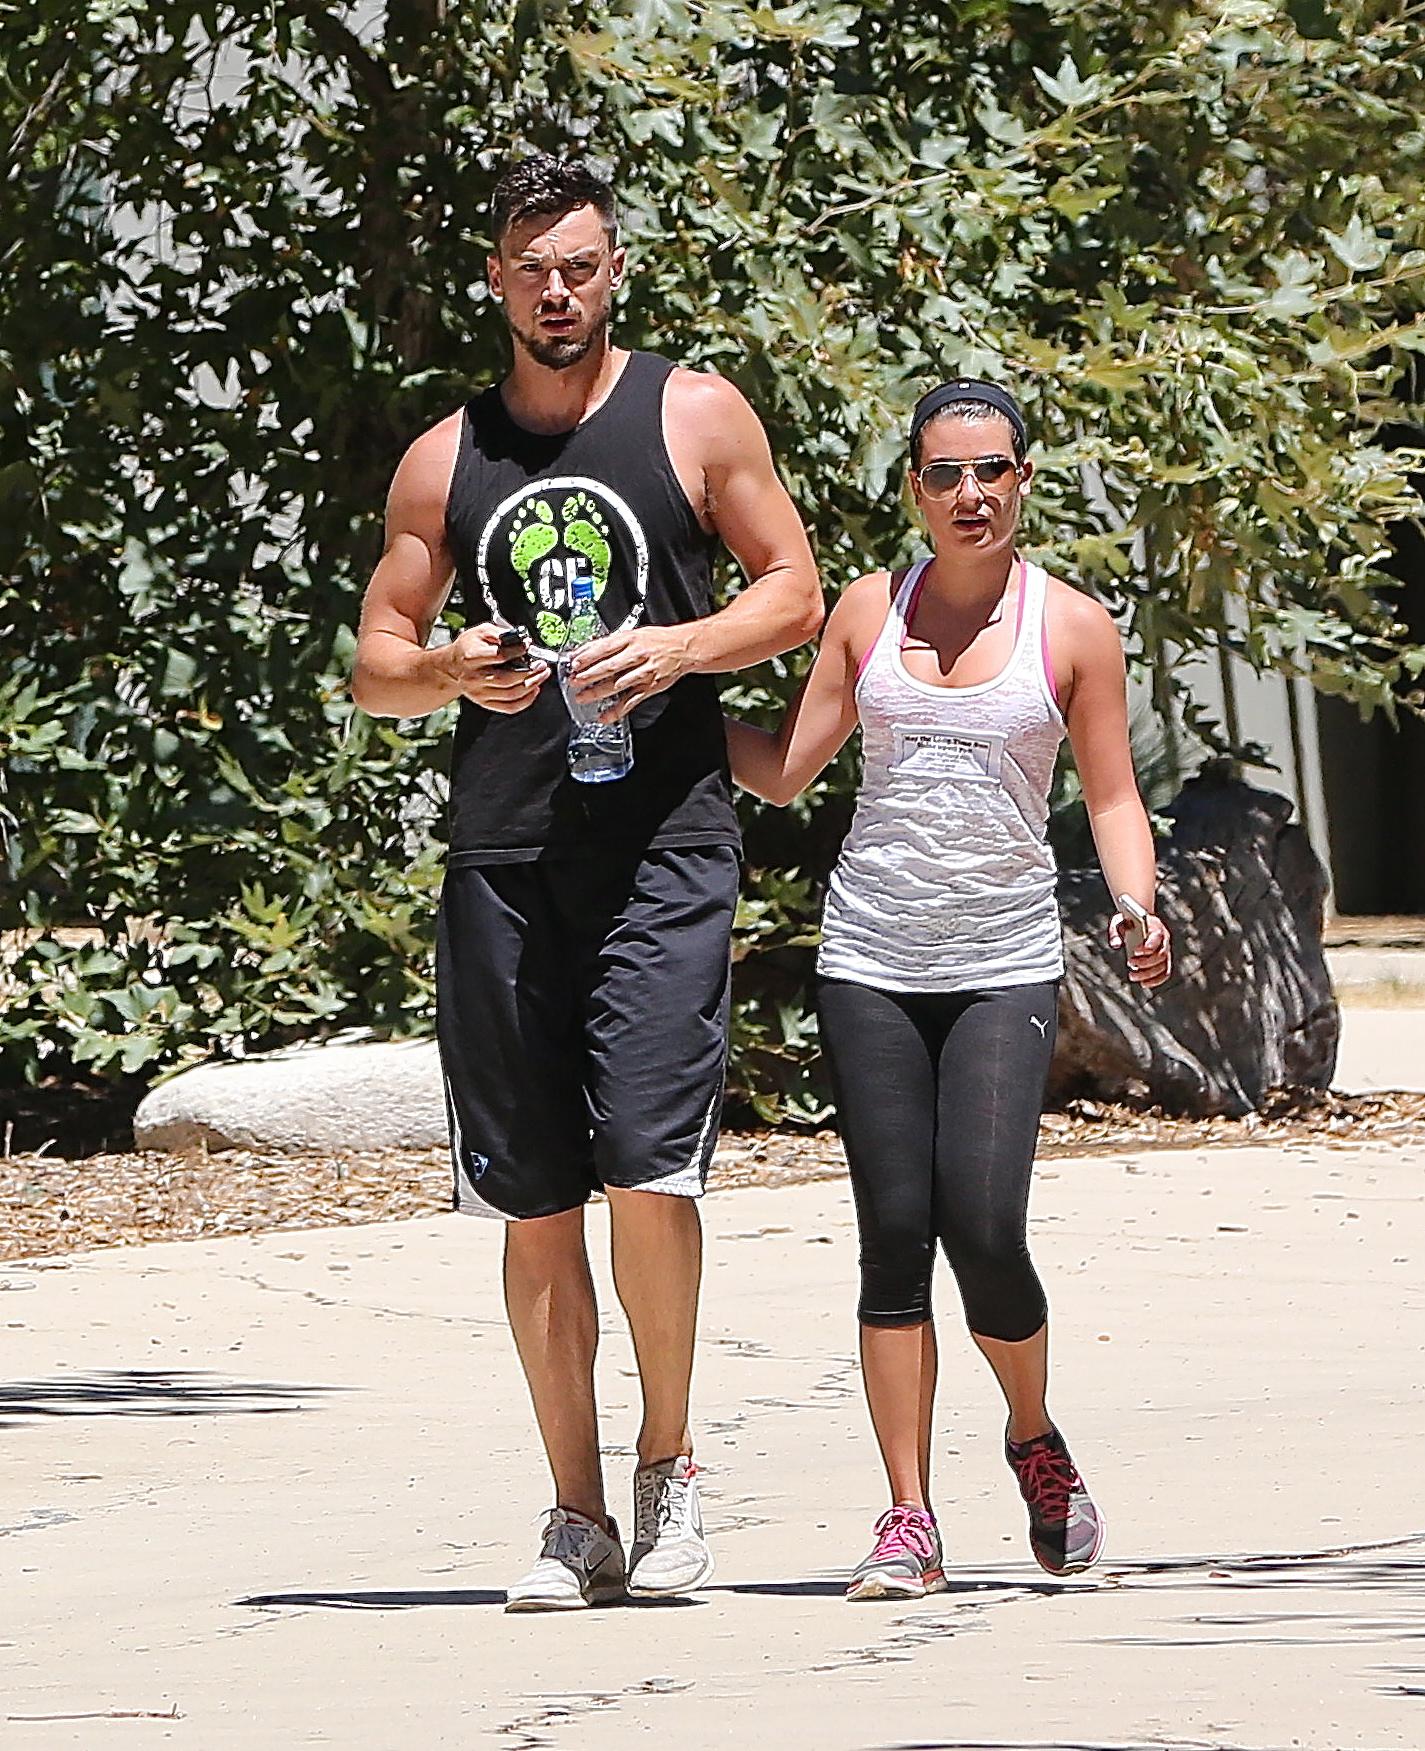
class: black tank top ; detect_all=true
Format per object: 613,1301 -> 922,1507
443,351 -> 741,863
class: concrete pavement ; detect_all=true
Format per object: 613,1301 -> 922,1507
3,1139 -> 1423,1749
1334,1005 -> 1425,1094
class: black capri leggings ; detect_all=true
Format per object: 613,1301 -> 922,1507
816,977 -> 1059,1343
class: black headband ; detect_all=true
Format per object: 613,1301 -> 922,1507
909,379 -> 1028,459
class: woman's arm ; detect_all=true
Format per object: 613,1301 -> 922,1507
1059,588 -> 1172,988
724,579 -> 876,806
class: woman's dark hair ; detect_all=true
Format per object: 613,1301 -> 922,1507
909,379 -> 1028,467
490,155 -> 618,249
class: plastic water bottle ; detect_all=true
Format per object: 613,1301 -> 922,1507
558,565 -> 633,784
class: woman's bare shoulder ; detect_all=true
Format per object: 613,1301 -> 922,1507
825,569 -> 899,655
1044,571 -> 1118,635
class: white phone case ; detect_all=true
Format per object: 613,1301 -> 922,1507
1117,894 -> 1150,959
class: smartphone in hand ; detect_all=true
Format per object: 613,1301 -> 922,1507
1117,894 -> 1151,960
495,627 -> 532,672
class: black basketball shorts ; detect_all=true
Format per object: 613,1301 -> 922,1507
436,845 -> 738,1221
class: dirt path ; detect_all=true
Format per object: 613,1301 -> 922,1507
5,1090 -> 1425,1262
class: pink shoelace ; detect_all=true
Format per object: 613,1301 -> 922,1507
1010,1442 -> 1079,1523
869,1504 -> 936,1563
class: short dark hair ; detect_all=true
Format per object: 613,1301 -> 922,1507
490,154 -> 617,249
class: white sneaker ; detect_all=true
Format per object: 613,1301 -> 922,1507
504,1508 -> 627,1612
628,1455 -> 715,1595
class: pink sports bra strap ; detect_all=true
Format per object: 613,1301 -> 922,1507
856,561 -> 929,685
1041,596 -> 1060,708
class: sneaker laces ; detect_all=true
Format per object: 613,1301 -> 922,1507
636,1464 -> 694,1541
540,1510 -> 598,1562
1010,1441 -> 1079,1524
869,1505 -> 936,1564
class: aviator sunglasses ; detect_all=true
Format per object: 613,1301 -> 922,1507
915,454 -> 1021,497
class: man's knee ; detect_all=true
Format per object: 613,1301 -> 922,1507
605,1184 -> 703,1231
505,1205 -> 588,1268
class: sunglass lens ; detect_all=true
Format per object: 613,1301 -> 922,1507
972,459 -> 1015,484
921,462 -> 964,496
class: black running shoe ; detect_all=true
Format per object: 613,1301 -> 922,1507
1005,1426 -> 1105,1575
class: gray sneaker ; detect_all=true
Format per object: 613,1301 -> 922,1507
847,1504 -> 947,1601
1005,1426 -> 1105,1575
504,1508 -> 627,1612
628,1455 -> 715,1595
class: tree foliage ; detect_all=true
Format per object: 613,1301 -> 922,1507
3,0 -> 1423,1117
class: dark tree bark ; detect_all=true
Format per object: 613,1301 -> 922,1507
1051,771 -> 1339,1117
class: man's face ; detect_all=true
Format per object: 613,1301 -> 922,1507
489,203 -> 625,371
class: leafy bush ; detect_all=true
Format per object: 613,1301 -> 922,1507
3,0 -> 1423,1119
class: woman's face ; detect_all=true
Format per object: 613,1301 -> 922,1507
909,412 -> 1031,559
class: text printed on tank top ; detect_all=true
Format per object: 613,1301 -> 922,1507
890,726 -> 1006,785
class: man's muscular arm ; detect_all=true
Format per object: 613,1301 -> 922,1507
351,418 -> 549,720
568,373 -> 822,716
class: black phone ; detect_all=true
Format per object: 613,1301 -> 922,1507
496,627 -> 532,672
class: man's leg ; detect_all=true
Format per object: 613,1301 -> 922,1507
604,1186 -> 711,1592
578,847 -> 739,1593
605,1186 -> 702,1467
503,1206 -> 608,1525
438,865 -> 624,1610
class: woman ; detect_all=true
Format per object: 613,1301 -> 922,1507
725,379 -> 1172,1601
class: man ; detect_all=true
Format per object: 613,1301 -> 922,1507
351,154 -> 821,1611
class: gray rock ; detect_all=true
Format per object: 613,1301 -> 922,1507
134,1036 -> 446,1153
1051,770 -> 1339,1116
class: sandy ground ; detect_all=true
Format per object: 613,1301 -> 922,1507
2,1136 -> 1423,1750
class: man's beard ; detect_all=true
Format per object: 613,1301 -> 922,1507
509,309 -> 608,371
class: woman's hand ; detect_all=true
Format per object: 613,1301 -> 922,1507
1108,911 -> 1172,989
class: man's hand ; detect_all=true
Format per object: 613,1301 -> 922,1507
431,624 -> 549,714
567,625 -> 696,721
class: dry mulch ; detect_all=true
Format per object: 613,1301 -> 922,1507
3,1089 -> 1424,1265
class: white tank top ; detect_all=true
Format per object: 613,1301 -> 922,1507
817,555 -> 1067,993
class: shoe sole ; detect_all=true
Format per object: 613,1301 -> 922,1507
846,1568 -> 948,1602
626,1547 -> 716,1597
505,1584 -> 627,1613
1033,1509 -> 1107,1577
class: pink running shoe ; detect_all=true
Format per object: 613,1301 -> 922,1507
846,1504 -> 947,1602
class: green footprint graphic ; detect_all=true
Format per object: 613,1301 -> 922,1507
563,491 -> 612,598
509,498 -> 557,589
506,489 -> 616,650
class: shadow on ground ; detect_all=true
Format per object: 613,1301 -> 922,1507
0,1369 -> 336,1428
873,1742 -> 1264,1751
239,1589 -> 698,1610
238,1535 -> 1425,1628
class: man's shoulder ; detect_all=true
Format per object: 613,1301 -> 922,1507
410,406 -> 467,458
389,408 -> 467,518
663,363 -> 754,422
396,407 -> 466,482
662,366 -> 766,474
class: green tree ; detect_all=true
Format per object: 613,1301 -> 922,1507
3,0 -> 1422,1117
